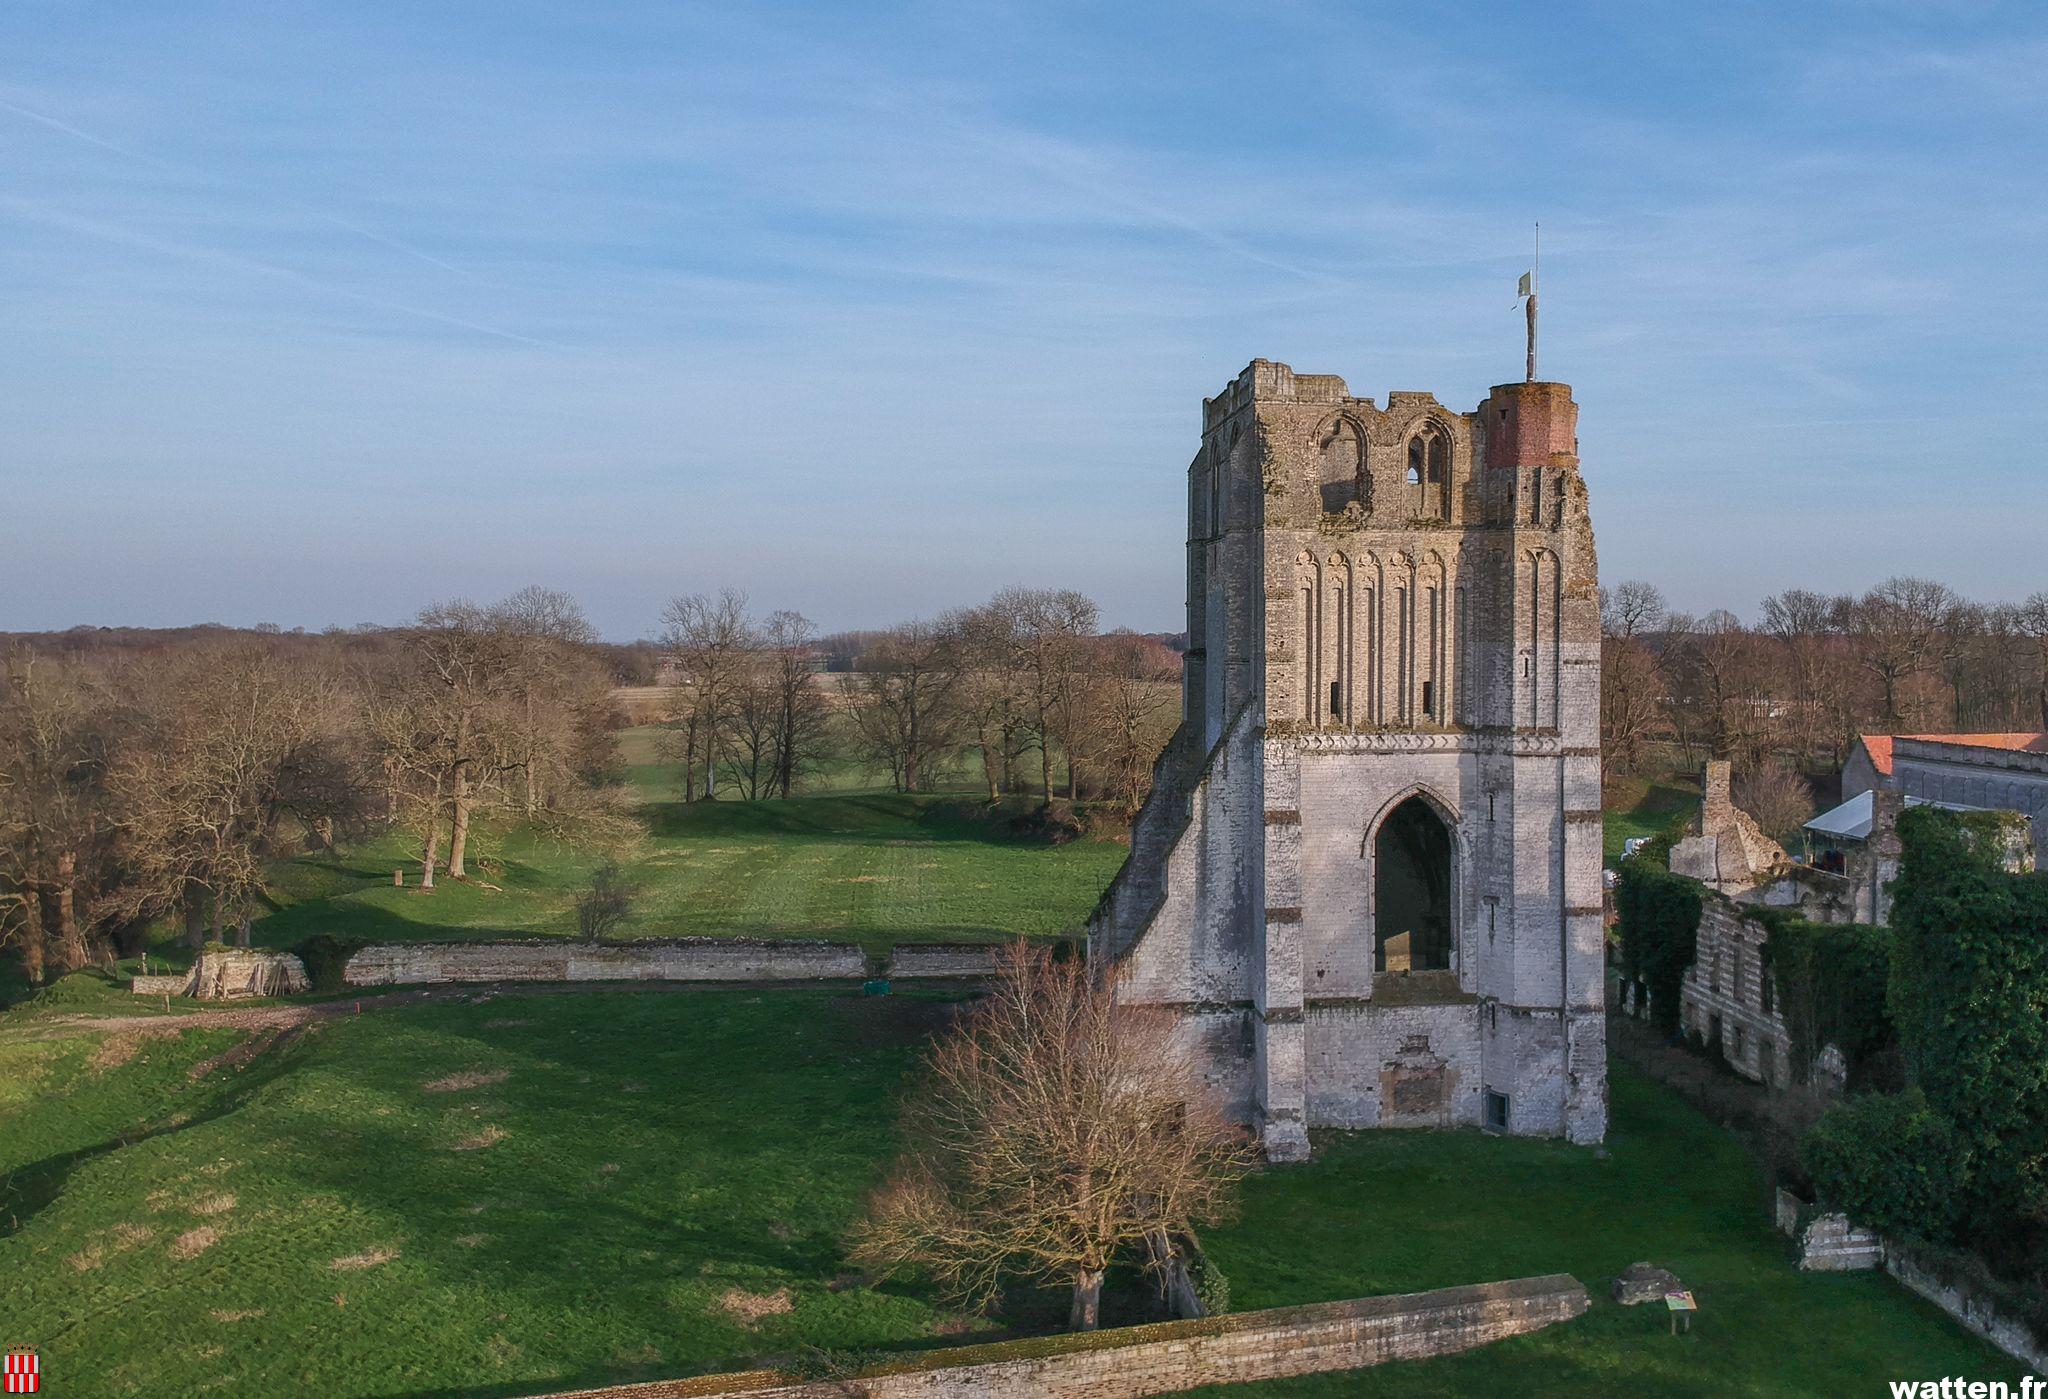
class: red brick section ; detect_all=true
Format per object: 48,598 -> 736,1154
530,1274 -> 1588,1399
1483,380 -> 1578,471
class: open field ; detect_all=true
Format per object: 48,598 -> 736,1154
198,725 -> 1127,957
0,988 -> 980,1398
1,987 -> 2023,1399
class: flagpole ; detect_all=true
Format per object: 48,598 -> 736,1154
1526,221 -> 1540,383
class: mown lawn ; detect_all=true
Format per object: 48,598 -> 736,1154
235,724 -> 1127,955
1201,1062 -> 2025,1396
1603,771 -> 1697,865
6,992 -> 2027,1399
0,988 -> 981,1398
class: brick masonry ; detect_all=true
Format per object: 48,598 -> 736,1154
528,1274 -> 1589,1399
1092,360 -> 1607,1158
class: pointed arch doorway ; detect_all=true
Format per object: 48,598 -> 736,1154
1374,795 -> 1455,973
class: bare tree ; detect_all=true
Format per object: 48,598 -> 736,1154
846,619 -> 962,793
718,661 -> 779,800
1733,760 -> 1814,843
0,649 -> 119,978
112,643 -> 370,946
986,588 -> 1099,805
659,590 -> 753,802
1846,576 -> 1958,730
2013,592 -> 2048,730
1599,579 -> 1667,640
406,601 -> 521,879
1599,580 -> 1668,778
953,608 -> 1033,801
761,611 -> 834,798
1083,632 -> 1182,816
852,942 -> 1253,1330
495,585 -> 602,815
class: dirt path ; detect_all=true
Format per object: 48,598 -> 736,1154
13,987 -> 459,1041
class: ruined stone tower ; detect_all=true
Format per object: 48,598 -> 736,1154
1089,360 -> 1606,1159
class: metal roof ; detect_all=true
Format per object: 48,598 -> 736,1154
1803,789 -> 1982,842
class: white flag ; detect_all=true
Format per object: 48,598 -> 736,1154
1517,270 -> 1534,298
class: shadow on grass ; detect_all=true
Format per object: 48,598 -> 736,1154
0,1029 -> 305,1238
641,793 -> 1076,846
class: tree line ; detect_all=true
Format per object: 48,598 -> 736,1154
0,587 -> 624,983
1602,575 -> 2048,833
657,585 -> 1183,817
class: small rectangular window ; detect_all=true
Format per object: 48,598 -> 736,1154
1329,681 -> 1342,717
1483,1090 -> 1509,1132
1420,680 -> 1434,715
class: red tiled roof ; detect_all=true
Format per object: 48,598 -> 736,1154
1902,731 -> 2048,754
1859,732 -> 2048,777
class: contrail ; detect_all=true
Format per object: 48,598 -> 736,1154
874,88 -> 1341,287
0,93 -> 471,277
0,195 -> 563,349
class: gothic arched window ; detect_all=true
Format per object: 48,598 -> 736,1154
1407,425 -> 1450,519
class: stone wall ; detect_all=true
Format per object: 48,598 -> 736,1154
342,939 -> 865,987
1680,898 -> 1793,1088
887,945 -> 1002,979
1887,1244 -> 2048,1373
533,1274 -> 1588,1399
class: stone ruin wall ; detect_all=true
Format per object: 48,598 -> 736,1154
534,1274 -> 1590,1399
341,939 -> 1002,988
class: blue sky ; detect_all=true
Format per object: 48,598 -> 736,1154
2,1 -> 2043,639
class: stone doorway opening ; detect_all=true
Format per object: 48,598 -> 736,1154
1375,796 -> 1454,973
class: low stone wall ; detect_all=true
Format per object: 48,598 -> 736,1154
532,1274 -> 1588,1399
342,939 -> 866,987
887,945 -> 1002,979
131,974 -> 189,996
1887,1245 -> 2048,1373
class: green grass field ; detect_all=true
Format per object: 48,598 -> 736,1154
1603,771 -> 1696,865
234,725 -> 1125,956
1,992 -> 2021,1398
0,989 -> 979,1398
1202,1066 -> 2023,1396
0,733 -> 2025,1395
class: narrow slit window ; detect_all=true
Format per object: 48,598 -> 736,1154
1329,681 -> 1342,718
1420,679 -> 1434,716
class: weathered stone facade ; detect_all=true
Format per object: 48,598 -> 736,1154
1092,360 -> 1606,1159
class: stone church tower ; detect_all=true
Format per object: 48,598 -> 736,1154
1089,359 -> 1606,1160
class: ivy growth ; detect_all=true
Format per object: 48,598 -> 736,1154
1615,862 -> 1703,1036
